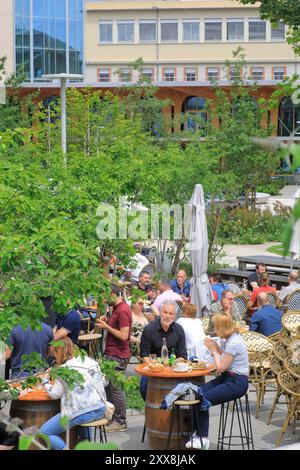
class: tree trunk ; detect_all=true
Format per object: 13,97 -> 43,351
171,238 -> 185,275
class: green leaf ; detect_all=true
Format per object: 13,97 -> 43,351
75,441 -> 119,451
60,415 -> 69,430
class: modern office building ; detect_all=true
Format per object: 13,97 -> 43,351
0,0 -> 299,138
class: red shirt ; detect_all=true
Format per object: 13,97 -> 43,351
249,286 -> 276,307
105,301 -> 132,358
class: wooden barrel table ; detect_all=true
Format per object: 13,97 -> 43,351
135,364 -> 215,450
10,388 -> 78,449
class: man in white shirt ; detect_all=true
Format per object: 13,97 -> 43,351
153,278 -> 182,311
278,271 -> 299,304
126,244 -> 149,283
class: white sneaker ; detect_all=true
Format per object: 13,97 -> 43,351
185,435 -> 210,450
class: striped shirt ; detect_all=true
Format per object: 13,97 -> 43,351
222,333 -> 249,376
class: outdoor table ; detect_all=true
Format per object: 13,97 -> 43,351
135,363 -> 215,450
237,255 -> 300,273
9,384 -> 77,449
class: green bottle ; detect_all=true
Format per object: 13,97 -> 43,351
169,349 -> 176,367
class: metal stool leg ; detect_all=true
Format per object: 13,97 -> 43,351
141,422 -> 146,443
176,404 -> 180,449
245,395 -> 254,450
236,399 -> 245,451
166,405 -> 176,450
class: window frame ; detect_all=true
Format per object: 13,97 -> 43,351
204,18 -> 222,42
97,67 -> 111,83
206,66 -> 220,81
271,22 -> 285,41
272,66 -> 286,81
117,20 -> 135,43
226,18 -> 244,41
162,67 -> 176,82
182,19 -> 200,43
184,67 -> 198,81
98,21 -> 113,44
250,66 -> 265,81
139,20 -> 157,43
248,18 -> 267,41
160,20 -> 178,43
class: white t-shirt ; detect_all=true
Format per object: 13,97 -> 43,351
176,317 -> 205,358
127,253 -> 149,282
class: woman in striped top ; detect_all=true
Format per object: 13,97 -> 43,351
186,314 -> 249,450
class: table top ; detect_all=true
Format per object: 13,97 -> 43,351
135,363 -> 215,378
237,255 -> 300,269
10,383 -> 52,401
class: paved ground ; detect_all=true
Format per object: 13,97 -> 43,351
102,364 -> 300,451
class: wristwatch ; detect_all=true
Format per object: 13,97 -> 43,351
42,378 -> 50,385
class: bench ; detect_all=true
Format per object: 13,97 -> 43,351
218,268 -> 289,288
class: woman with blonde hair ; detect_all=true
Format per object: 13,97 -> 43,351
39,337 -> 107,450
186,314 -> 249,450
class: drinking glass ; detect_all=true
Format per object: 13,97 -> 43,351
149,354 -> 157,363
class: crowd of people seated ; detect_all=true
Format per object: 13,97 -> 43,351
2,247 -> 299,451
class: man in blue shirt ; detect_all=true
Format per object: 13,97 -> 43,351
171,270 -> 190,299
250,292 -> 282,337
6,322 -> 53,379
54,308 -> 81,345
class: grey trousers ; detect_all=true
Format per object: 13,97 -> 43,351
104,354 -> 130,425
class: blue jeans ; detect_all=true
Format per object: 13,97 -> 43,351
40,407 -> 105,450
196,372 -> 249,437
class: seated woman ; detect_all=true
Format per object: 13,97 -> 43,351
176,303 -> 205,358
186,314 -> 249,450
39,337 -> 106,450
247,272 -> 276,309
130,300 -> 150,359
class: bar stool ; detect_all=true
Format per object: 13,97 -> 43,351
166,399 -> 201,450
79,418 -> 108,443
78,333 -> 102,360
217,394 -> 254,450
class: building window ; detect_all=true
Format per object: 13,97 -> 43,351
141,68 -> 154,81
160,21 -> 178,42
183,20 -> 200,42
205,19 -> 222,41
206,67 -> 220,81
251,67 -> 264,81
278,96 -> 300,137
99,21 -> 113,43
228,66 -> 241,80
184,68 -> 197,81
163,68 -> 176,81
271,22 -> 285,40
139,21 -> 156,42
118,68 -> 132,82
227,18 -> 244,41
98,68 -> 110,82
273,67 -> 286,80
249,19 -> 266,41
117,21 -> 134,42
181,96 -> 207,132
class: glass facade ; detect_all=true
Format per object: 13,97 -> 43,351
15,0 -> 83,81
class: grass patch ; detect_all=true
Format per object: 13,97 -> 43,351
125,381 -> 144,412
267,244 -> 285,255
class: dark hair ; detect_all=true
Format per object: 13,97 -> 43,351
111,284 -> 121,297
256,263 -> 266,270
210,273 -> 222,283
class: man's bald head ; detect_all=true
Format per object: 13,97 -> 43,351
257,292 -> 269,307
288,271 -> 299,283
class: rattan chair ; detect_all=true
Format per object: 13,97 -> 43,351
296,325 -> 300,339
274,340 -> 290,362
223,280 -> 242,295
282,311 -> 300,334
267,292 -> 278,307
241,331 -> 274,418
284,355 -> 300,380
276,370 -> 300,446
267,354 -> 287,426
201,316 -> 209,334
269,331 -> 281,344
285,290 -> 300,311
175,300 -> 183,320
278,327 -> 292,347
234,295 -> 248,321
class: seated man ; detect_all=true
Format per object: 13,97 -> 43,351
125,243 -> 149,283
247,263 -> 267,291
171,270 -> 191,300
207,290 -> 241,337
53,307 -> 81,345
132,271 -> 155,300
247,273 -> 276,309
278,271 -> 299,305
250,292 -> 282,336
139,300 -> 187,399
5,321 -> 53,379
209,273 -> 226,301
153,278 -> 182,311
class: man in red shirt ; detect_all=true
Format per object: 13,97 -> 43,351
96,285 -> 132,432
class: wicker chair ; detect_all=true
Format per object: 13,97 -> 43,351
274,340 -> 290,362
278,327 -> 292,347
175,300 -> 183,320
223,280 -> 242,295
234,295 -> 248,321
267,354 -> 287,426
241,331 -> 274,418
284,355 -> 300,380
201,316 -> 209,334
296,325 -> 300,339
276,370 -> 300,446
269,331 -> 281,344
282,311 -> 300,334
285,290 -> 300,311
267,292 -> 278,307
